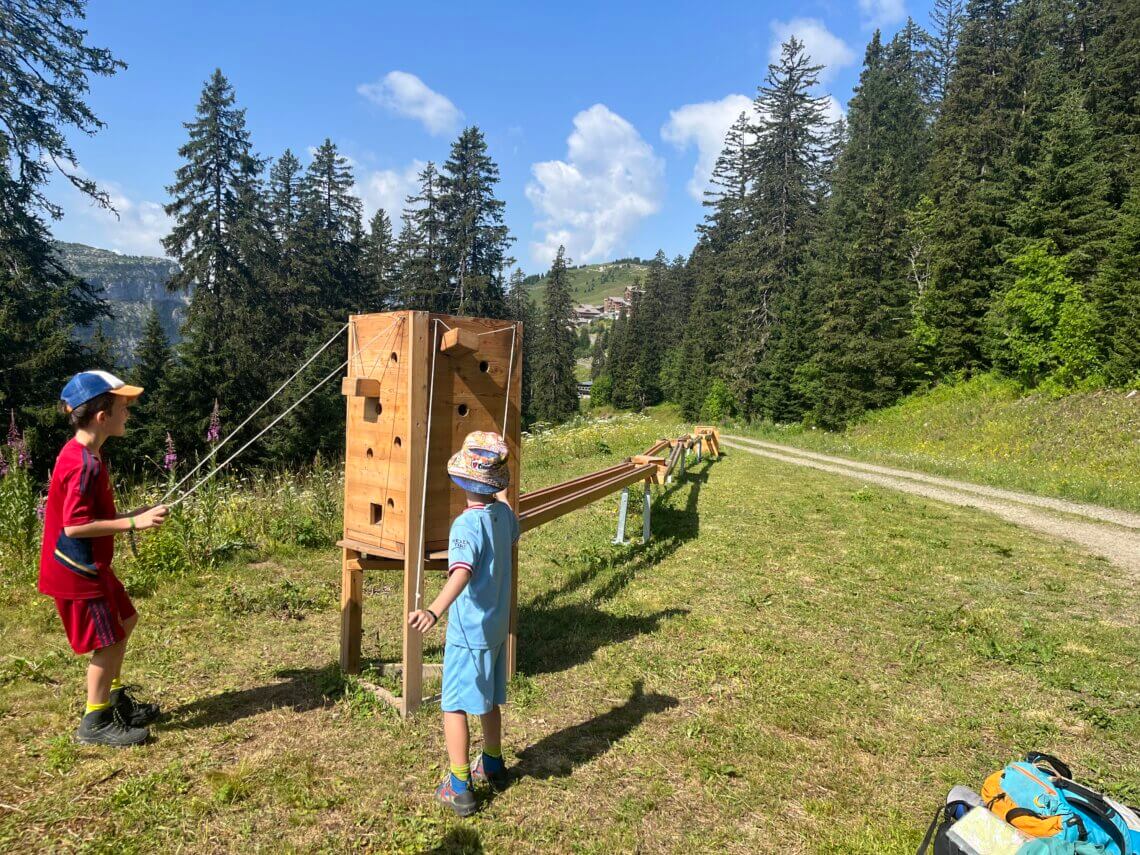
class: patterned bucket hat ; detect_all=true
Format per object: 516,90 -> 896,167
447,431 -> 510,495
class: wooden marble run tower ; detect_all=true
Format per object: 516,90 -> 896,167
337,310 -> 522,716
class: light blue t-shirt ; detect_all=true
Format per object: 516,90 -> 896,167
446,501 -> 519,649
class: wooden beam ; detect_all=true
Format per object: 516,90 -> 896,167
339,548 -> 363,674
341,376 -> 383,397
519,463 -> 657,533
401,311 -> 429,717
439,327 -> 478,358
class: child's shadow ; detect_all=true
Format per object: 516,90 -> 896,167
161,666 -> 334,730
487,680 -> 676,800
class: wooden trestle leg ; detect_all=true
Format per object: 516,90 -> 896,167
340,546 -> 363,674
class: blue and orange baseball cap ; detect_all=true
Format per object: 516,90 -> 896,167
60,371 -> 143,412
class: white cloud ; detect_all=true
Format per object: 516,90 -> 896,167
526,104 -> 664,267
65,180 -> 173,258
822,95 -> 847,125
353,160 -> 426,226
768,18 -> 857,83
356,71 -> 462,136
661,94 -> 753,202
858,0 -> 906,28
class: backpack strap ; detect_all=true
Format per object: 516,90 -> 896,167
1026,752 -> 1073,780
1057,783 -> 1128,855
916,805 -> 944,855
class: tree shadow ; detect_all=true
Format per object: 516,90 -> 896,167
161,665 -> 336,730
510,680 -> 677,781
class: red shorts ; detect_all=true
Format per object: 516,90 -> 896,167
54,575 -> 136,654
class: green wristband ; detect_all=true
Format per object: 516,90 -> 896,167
129,516 -> 136,531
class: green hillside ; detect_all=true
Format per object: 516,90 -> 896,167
524,260 -> 647,307
734,374 -> 1140,512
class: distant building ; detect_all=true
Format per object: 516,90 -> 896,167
572,304 -> 604,326
603,295 -> 630,317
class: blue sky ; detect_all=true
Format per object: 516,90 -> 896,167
49,0 -> 935,274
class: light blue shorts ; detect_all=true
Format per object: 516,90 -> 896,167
441,642 -> 506,715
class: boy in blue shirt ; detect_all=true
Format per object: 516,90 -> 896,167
408,431 -> 519,816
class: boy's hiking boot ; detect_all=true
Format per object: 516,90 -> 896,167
76,705 -> 149,747
472,754 -> 510,791
111,685 -> 160,727
435,776 -> 477,817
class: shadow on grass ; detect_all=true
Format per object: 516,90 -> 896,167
517,457 -> 710,676
511,680 -> 677,780
162,665 -> 336,730
428,826 -> 483,854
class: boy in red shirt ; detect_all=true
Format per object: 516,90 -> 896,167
39,371 -> 168,746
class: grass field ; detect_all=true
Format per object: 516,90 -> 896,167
524,261 -> 647,307
733,374 -> 1140,513
1,413 -> 1137,852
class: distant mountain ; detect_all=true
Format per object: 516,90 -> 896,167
524,259 -> 648,307
54,241 -> 188,366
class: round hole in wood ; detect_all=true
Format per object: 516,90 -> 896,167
457,403 -> 469,417
479,360 -> 489,373
393,436 -> 402,448
389,351 -> 398,364
366,447 -> 374,459
386,498 -> 395,509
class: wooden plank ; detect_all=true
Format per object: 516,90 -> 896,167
440,327 -> 479,357
519,463 -> 657,533
518,462 -> 631,514
401,311 -> 429,717
341,376 -> 382,397
339,548 -> 363,674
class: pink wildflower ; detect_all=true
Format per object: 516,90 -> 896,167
163,432 -> 178,471
207,400 -> 221,444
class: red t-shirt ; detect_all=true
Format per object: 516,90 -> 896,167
38,439 -> 118,599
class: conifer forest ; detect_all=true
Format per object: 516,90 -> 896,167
2,0 -> 1138,473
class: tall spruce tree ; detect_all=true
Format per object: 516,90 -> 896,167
0,0 -> 121,461
398,162 -> 448,311
1093,183 -> 1140,385
803,31 -> 931,428
162,70 -> 273,455
362,208 -> 396,310
438,127 -> 513,317
505,268 -> 537,426
732,37 -> 834,414
927,0 -> 967,105
126,306 -> 173,471
532,247 -> 579,423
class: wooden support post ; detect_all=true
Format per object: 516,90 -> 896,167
340,547 -> 363,674
642,479 -> 652,543
401,312 -> 430,717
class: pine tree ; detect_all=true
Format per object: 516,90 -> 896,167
589,327 -> 607,380
398,162 -> 448,311
917,0 -> 1022,375
927,0 -> 967,105
1009,88 -> 1114,286
126,306 -> 173,471
438,127 -> 513,317
532,247 -> 579,423
362,208 -> 396,310
1093,183 -> 1140,385
505,268 -> 537,425
0,0 -> 121,462
732,37 -> 834,413
162,70 -> 274,457
801,30 -> 931,428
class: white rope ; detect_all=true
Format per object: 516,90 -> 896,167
167,320 -> 401,508
476,324 -> 516,337
415,319 -> 442,609
160,322 -> 349,504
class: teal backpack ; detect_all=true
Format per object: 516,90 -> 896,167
981,753 -> 1140,855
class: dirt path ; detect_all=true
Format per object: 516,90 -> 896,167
721,434 -> 1140,577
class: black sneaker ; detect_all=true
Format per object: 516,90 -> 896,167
471,753 -> 510,791
75,705 -> 149,747
435,775 -> 477,817
111,685 -> 160,727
